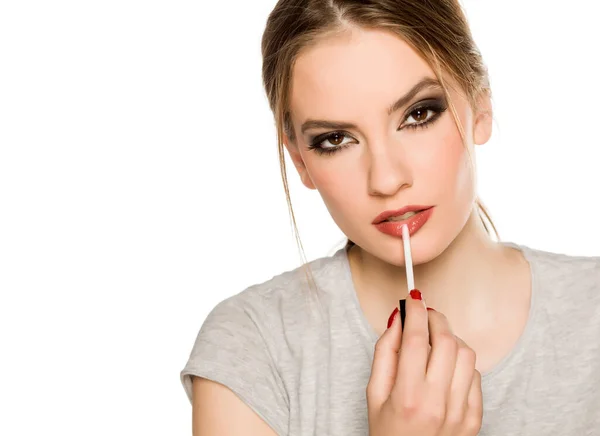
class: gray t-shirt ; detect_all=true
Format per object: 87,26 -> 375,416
181,242 -> 600,435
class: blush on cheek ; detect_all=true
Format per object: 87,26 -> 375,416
308,167 -> 336,191
310,165 -> 365,237
426,133 -> 467,195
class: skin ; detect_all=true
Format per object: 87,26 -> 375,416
192,378 -> 277,435
284,27 -> 532,373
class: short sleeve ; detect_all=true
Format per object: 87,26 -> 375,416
180,297 -> 289,435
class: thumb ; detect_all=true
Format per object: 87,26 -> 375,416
367,305 -> 403,408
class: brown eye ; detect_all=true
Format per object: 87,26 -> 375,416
399,99 -> 448,131
411,108 -> 429,122
308,130 -> 355,155
329,133 -> 345,146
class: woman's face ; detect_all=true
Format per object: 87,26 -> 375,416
286,28 -> 492,266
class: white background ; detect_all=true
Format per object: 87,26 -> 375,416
0,0 -> 598,434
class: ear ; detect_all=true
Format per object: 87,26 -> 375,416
472,91 -> 493,146
283,134 -> 316,190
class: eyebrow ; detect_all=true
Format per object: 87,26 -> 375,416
299,77 -> 443,135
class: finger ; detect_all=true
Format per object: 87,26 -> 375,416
445,337 -> 477,426
460,369 -> 483,435
467,369 -> 483,418
424,310 -> 458,393
367,307 -> 403,408
395,290 -> 429,394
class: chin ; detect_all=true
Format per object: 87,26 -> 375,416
353,226 -> 453,267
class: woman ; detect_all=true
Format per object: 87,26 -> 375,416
181,1 -> 600,435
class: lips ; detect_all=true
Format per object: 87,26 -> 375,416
372,205 -> 434,224
373,206 -> 434,238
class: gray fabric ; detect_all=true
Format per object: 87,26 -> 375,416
180,242 -> 600,435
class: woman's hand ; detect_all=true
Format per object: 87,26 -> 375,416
367,290 -> 483,436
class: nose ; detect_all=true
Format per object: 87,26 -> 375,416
367,141 -> 412,197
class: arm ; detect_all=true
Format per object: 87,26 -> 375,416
192,376 -> 279,436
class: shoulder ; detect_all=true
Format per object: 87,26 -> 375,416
520,243 -> 599,285
211,248 -> 348,324
186,248 -> 348,369
514,243 -> 600,307
180,248 -> 347,407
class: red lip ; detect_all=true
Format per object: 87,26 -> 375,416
372,205 -> 434,224
374,207 -> 434,238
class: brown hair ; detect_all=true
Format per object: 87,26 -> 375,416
261,0 -> 499,266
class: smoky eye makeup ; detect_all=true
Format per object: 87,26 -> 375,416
305,94 -> 449,156
400,95 -> 448,130
406,95 -> 448,116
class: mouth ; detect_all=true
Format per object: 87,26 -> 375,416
372,205 -> 434,224
372,206 -> 435,238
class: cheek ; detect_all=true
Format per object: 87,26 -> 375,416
417,123 -> 473,198
303,154 -> 363,214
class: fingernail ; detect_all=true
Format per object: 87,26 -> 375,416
427,307 -> 436,312
387,307 -> 399,328
409,289 -> 422,300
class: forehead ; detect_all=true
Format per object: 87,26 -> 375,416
289,28 -> 436,124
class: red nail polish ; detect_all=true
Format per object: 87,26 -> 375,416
427,307 -> 436,311
409,289 -> 422,300
387,307 -> 399,328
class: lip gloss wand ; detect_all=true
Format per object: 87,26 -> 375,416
399,224 -> 415,328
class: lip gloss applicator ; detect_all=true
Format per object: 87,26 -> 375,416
399,224 -> 414,329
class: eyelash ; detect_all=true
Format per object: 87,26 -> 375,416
307,100 -> 448,156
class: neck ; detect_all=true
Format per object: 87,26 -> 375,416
349,208 -> 522,337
